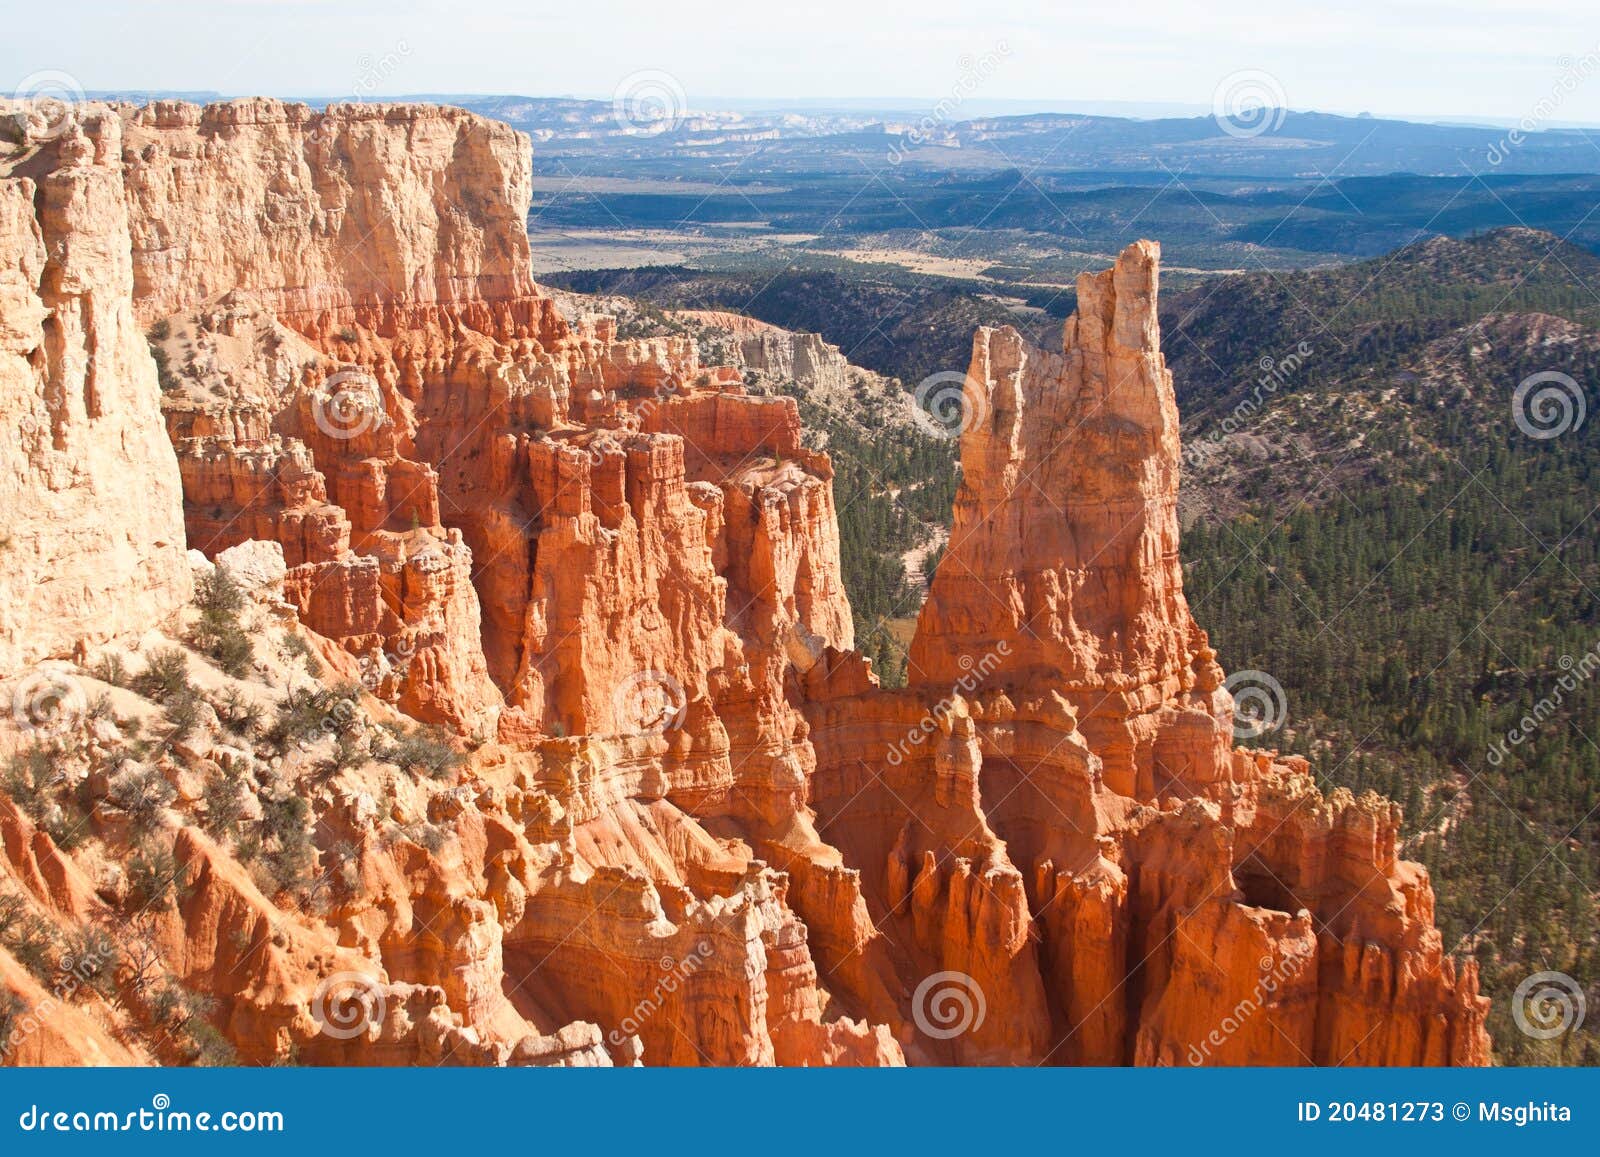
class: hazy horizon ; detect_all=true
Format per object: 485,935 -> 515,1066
5,0 -> 1598,128
47,89 -> 1600,132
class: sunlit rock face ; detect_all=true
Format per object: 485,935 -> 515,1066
0,97 -> 1486,1068
807,241 -> 1490,1067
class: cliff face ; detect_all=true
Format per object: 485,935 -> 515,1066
0,97 -> 1488,1068
0,106 -> 191,672
123,98 -> 538,325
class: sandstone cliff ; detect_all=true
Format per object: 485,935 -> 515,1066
0,97 -> 1488,1068
0,105 -> 191,672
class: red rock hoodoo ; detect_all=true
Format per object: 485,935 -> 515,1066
0,98 -> 1489,1066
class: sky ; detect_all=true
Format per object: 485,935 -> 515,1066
4,0 -> 1600,125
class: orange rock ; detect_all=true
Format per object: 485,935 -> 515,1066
806,242 -> 1489,1066
0,97 -> 1487,1069
0,108 -> 191,672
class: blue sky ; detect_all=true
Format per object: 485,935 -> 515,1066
4,0 -> 1598,124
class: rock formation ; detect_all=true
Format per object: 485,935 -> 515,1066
0,97 -> 1488,1068
0,104 -> 191,673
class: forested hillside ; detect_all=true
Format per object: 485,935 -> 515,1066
1169,228 -> 1600,1064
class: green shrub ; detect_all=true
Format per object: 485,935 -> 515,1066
310,733 -> 367,786
377,724 -> 461,782
149,343 -> 180,393
125,843 -> 191,913
200,774 -> 248,840
281,633 -> 323,678
40,797 -> 89,852
194,568 -> 245,616
132,648 -> 192,703
85,692 -> 115,724
148,982 -> 235,1065
267,684 -> 361,749
0,747 -> 51,819
260,794 -> 316,894
215,688 -> 265,739
57,925 -> 121,999
0,991 -> 24,1045
90,653 -> 129,688
183,1019 -> 238,1067
403,822 -> 450,854
197,618 -> 253,678
4,914 -> 62,983
191,569 -> 253,678
0,893 -> 27,939
160,686 -> 206,741
108,766 -> 176,836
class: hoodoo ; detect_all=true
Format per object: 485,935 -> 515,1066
0,98 -> 1489,1066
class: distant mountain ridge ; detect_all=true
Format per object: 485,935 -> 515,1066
83,92 -> 1600,177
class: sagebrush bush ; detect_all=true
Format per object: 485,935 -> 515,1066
215,687 -> 265,739
404,821 -> 450,854
259,793 -> 316,894
56,925 -> 122,999
4,914 -> 63,983
40,797 -> 89,852
90,653 -> 129,688
108,765 -> 177,836
132,648 -> 192,703
0,991 -> 24,1043
280,632 -> 323,677
200,773 -> 248,840
125,842 -> 190,913
161,686 -> 208,742
0,892 -> 27,938
377,723 -> 461,781
1,747 -> 51,818
191,568 -> 253,677
310,733 -> 367,786
267,684 -> 361,749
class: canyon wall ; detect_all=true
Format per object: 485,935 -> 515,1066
0,105 -> 191,672
0,97 -> 1488,1068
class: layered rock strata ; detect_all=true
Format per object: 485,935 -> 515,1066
0,105 -> 190,672
0,98 -> 1488,1067
805,242 -> 1488,1065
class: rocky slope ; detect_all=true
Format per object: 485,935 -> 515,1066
0,97 -> 1489,1066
